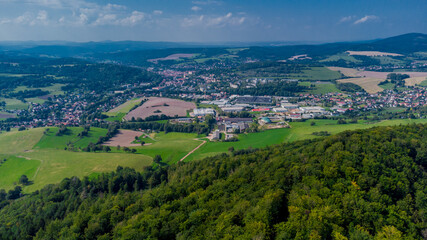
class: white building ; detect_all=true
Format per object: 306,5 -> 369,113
193,108 -> 216,117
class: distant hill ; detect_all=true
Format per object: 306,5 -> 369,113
0,33 -> 425,60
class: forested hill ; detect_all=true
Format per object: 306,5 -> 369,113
1,124 -> 427,239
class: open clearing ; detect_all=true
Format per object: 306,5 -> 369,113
20,150 -> 152,192
148,54 -> 196,63
345,51 -> 403,56
287,67 -> 342,81
329,67 -> 427,93
34,127 -> 108,149
124,97 -> 196,121
103,130 -> 144,147
0,97 -> 28,110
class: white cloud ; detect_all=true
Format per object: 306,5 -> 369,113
119,11 -> 145,26
191,6 -> 202,11
339,16 -> 352,23
153,10 -> 163,15
354,15 -> 378,24
104,3 -> 126,11
182,12 -> 245,28
192,0 -> 222,5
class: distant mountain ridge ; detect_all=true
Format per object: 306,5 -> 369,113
0,33 -> 425,59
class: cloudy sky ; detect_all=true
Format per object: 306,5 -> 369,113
0,0 -> 425,42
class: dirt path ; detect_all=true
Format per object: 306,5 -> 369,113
179,140 -> 206,162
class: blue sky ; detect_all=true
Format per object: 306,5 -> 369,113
0,0 -> 425,42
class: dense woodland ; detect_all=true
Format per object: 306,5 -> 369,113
0,124 -> 426,239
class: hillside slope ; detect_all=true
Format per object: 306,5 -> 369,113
0,124 -> 426,239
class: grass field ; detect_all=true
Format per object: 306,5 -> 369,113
0,127 -> 152,192
130,132 -> 202,164
0,128 -> 45,154
34,127 -> 108,149
20,150 -> 152,192
0,156 -> 40,190
288,67 -> 343,81
13,83 -> 65,96
379,82 -> 395,90
372,56 -> 405,65
0,97 -> 29,110
186,118 -> 427,161
320,53 -> 362,63
299,81 -> 342,94
419,80 -> 427,87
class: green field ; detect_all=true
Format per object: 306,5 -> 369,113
111,132 -> 202,164
13,83 -> 65,96
0,127 -> 151,192
20,150 -> 152,192
0,156 -> 40,190
186,118 -> 427,161
0,97 -> 29,110
320,53 -> 362,63
379,82 -> 395,90
288,67 -> 343,81
419,80 -> 427,87
34,127 -> 108,149
299,81 -> 342,94
372,56 -> 405,65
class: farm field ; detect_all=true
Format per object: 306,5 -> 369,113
320,53 -> 362,63
13,83 -> 65,96
406,76 -> 427,86
419,80 -> 427,87
287,67 -> 342,81
299,81 -> 341,94
0,97 -> 29,110
103,129 -> 145,147
186,118 -> 427,161
345,51 -> 403,56
0,112 -> 15,120
124,97 -> 196,121
337,77 -> 384,93
34,127 -> 108,149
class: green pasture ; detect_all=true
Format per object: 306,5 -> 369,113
34,127 -> 108,149
288,67 -> 343,81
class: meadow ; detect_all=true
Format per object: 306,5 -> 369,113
34,127 -> 108,149
288,67 -> 343,81
298,81 -> 341,94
